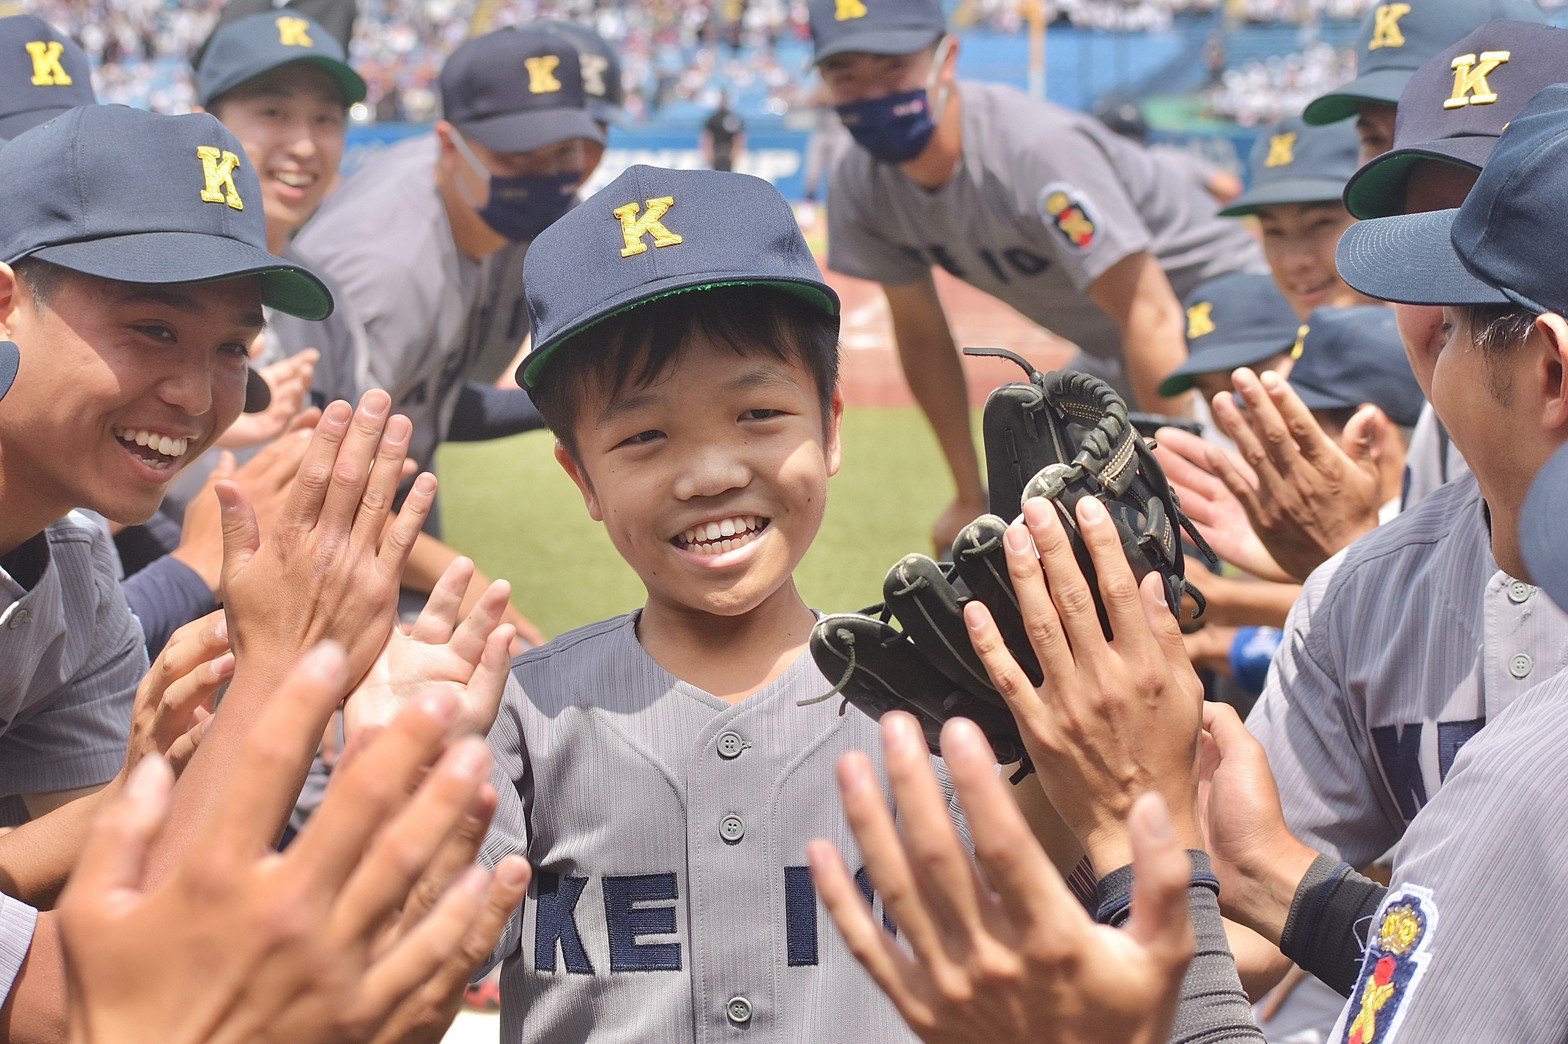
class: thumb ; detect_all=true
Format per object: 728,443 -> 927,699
1123,792 -> 1196,967
1342,405 -> 1381,468
216,479 -> 260,591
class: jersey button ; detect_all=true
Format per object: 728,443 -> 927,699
1510,652 -> 1534,680
718,814 -> 745,844
1508,580 -> 1535,604
717,731 -> 745,760
4,606 -> 29,629
726,996 -> 753,1026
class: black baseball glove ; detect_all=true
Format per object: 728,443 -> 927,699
805,348 -> 1215,774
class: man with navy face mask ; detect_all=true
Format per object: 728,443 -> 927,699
294,23 -> 600,479
809,0 -> 1265,552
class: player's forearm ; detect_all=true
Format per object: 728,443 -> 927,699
1120,301 -> 1192,416
1196,575 -> 1301,629
1,912 -> 68,1044
0,787 -> 111,907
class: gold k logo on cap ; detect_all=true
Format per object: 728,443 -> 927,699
1265,132 -> 1297,167
579,53 -> 608,96
25,40 -> 71,86
615,197 -> 683,258
197,146 -> 245,211
1369,3 -> 1411,50
835,0 -> 869,21
525,55 -> 563,94
1445,51 -> 1510,109
276,16 -> 313,47
1291,324 -> 1308,359
1186,302 -> 1216,339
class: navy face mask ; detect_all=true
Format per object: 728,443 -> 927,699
835,88 -> 936,164
453,131 -> 581,242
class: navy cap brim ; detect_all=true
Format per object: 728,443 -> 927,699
25,231 -> 333,321
0,339 -> 16,402
1303,68 -> 1411,125
522,277 -> 839,388
244,366 -> 270,413
0,106 -> 72,142
813,27 -> 943,63
1522,442 -> 1568,610
1219,176 -> 1351,217
204,55 -> 367,107
587,100 -> 624,127
458,107 -> 604,155
1159,337 -> 1297,396
1343,139 -> 1492,220
1335,208 -> 1510,307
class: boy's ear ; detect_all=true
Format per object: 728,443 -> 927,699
0,264 -> 22,339
1534,313 -> 1568,435
824,386 -> 845,478
554,440 -> 604,521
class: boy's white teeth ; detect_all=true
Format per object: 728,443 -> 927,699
115,429 -> 188,459
677,515 -> 765,552
275,171 -> 314,187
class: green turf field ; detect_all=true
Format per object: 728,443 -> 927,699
437,406 -> 952,639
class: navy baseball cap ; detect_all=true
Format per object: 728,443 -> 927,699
197,11 -> 366,108
538,19 -> 623,125
1220,116 -> 1361,217
520,164 -> 839,388
440,25 -> 604,155
1288,306 -> 1424,426
1337,82 -> 1568,312
0,340 -> 16,402
808,0 -> 945,63
1160,273 -> 1303,396
1344,21 -> 1568,219
0,15 -> 94,141
0,105 -> 333,324
1304,0 -> 1548,126
1521,441 -> 1568,609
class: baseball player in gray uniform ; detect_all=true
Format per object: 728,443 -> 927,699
478,164 -> 956,1042
807,0 -> 1264,550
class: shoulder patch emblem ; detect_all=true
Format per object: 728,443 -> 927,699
1039,183 -> 1097,250
1339,885 -> 1439,1044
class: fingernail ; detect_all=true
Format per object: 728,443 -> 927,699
213,615 -> 228,640
963,601 -> 987,631
126,754 -> 170,802
1022,496 -> 1054,528
498,855 -> 530,887
1078,497 -> 1107,525
210,652 -> 236,678
451,738 -> 492,780
360,390 -> 389,419
1004,523 -> 1031,553
414,473 -> 437,495
1260,370 -> 1282,389
323,401 -> 352,425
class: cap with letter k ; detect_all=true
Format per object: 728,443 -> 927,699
807,0 -> 946,63
519,164 -> 839,387
0,14 -> 94,142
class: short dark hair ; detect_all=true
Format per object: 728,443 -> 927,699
11,258 -> 69,310
1461,303 -> 1536,406
530,285 -> 841,458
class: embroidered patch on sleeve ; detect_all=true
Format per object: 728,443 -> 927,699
1038,183 -> 1098,250
1339,885 -> 1439,1044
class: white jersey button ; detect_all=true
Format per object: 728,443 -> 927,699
719,814 -> 745,843
3,606 -> 29,629
1508,580 -> 1535,604
717,731 -> 745,759
1510,652 -> 1534,679
726,996 -> 753,1026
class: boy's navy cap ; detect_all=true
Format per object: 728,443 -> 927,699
1304,0 -> 1548,125
0,340 -> 16,402
1160,273 -> 1303,396
0,105 -> 333,323
808,0 -> 945,64
1219,116 -> 1361,217
1337,82 -> 1568,311
440,25 -> 604,155
520,164 -> 839,388
0,15 -> 94,142
197,11 -> 367,108
538,19 -> 624,125
1288,306 -> 1424,426
1521,441 -> 1568,611
1345,21 -> 1568,219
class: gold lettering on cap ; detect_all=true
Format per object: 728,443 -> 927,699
615,196 -> 683,258
1445,50 -> 1511,109
1265,132 -> 1297,168
835,0 -> 869,21
197,146 -> 245,211
525,55 -> 563,94
276,16 -> 313,47
25,40 -> 71,86
1291,324 -> 1308,360
579,53 -> 609,97
1186,302 -> 1216,340
1368,3 -> 1411,50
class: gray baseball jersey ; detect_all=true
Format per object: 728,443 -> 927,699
1327,669 -> 1568,1042
1248,471 -> 1568,869
292,135 -> 532,470
0,513 -> 144,822
480,612 -> 938,1043
1400,402 -> 1471,511
827,81 -> 1265,365
0,894 -> 36,1009
257,243 -> 373,405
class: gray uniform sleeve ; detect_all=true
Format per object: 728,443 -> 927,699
824,155 -> 931,287
0,892 -> 37,1007
478,670 -> 532,976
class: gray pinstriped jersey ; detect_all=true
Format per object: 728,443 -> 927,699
1327,671 -> 1568,1042
0,894 -> 35,1009
1248,472 -> 1568,869
0,513 -> 143,823
481,613 -> 929,1043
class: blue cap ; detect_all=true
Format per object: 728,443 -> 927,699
1220,116 -> 1361,217
537,19 -> 623,126
197,11 -> 366,108
808,0 -> 945,63
439,25 -> 604,155
1522,441 -> 1568,609
1344,21 -> 1568,219
1337,82 -> 1568,312
520,165 -> 839,388
1288,306 -> 1424,426
0,15 -> 94,142
0,340 -> 16,401
1304,0 -> 1548,125
1160,273 -> 1304,396
0,105 -> 332,322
